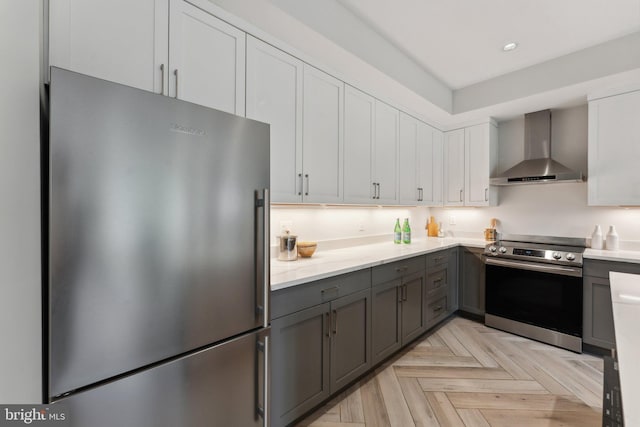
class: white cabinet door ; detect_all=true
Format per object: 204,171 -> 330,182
246,36 -> 303,203
588,90 -> 640,205
374,101 -> 399,205
465,123 -> 496,206
431,129 -> 444,206
399,113 -> 419,205
302,65 -> 344,203
444,129 -> 465,206
344,86 -> 375,204
416,122 -> 436,206
169,0 -> 245,115
49,0 -> 168,93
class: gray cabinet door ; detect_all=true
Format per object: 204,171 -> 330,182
583,276 -> 616,349
448,249 -> 459,313
401,271 -> 426,344
372,279 -> 401,365
330,289 -> 371,393
271,303 -> 330,427
460,247 -> 485,315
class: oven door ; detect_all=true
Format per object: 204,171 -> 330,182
485,257 -> 583,338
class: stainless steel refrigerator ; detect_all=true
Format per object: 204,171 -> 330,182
45,68 -> 270,427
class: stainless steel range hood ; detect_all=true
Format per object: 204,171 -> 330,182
490,110 -> 583,185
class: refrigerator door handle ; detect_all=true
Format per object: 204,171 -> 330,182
256,189 -> 270,328
256,332 -> 270,427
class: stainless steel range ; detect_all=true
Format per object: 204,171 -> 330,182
484,234 -> 586,353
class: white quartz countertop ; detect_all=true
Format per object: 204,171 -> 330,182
271,237 -> 487,291
584,248 -> 640,264
609,272 -> 640,426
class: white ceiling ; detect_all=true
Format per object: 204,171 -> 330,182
338,0 -> 640,90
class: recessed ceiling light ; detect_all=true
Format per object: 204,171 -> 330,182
503,42 -> 518,52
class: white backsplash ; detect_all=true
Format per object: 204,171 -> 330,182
270,205 -> 430,249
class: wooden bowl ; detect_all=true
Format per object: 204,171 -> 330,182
297,241 -> 317,258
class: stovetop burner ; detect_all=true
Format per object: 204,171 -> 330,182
484,234 -> 586,267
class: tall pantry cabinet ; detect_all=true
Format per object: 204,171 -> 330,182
49,0 -> 245,115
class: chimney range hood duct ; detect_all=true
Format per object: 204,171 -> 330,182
490,109 -> 583,185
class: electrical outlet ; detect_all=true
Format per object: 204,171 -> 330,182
449,216 -> 456,225
279,220 -> 293,234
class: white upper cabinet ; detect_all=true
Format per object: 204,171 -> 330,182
302,65 -> 344,204
246,36 -> 303,203
464,123 -> 497,206
344,86 -> 375,204
444,122 -> 497,207
344,88 -> 399,205
169,0 -> 245,115
373,101 -> 399,205
444,129 -> 465,206
399,113 -> 419,204
417,124 -> 443,206
588,88 -> 640,206
50,0 -> 245,115
400,114 -> 443,206
49,0 -> 169,93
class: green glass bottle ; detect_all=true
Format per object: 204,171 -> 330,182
394,218 -> 401,244
402,218 -> 411,244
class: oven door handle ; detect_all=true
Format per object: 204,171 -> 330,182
484,256 -> 582,277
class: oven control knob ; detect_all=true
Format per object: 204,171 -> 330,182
489,245 -> 497,253
499,246 -> 507,254
552,251 -> 562,259
566,253 -> 576,261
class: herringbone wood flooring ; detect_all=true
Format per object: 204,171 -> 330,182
296,316 -> 603,427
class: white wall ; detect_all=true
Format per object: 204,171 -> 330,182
432,105 -> 640,244
0,0 -> 42,403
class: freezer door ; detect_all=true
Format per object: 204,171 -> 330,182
55,328 -> 269,427
48,68 -> 270,397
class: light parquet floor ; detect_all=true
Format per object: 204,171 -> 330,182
296,316 -> 603,427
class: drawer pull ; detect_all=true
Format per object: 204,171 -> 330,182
321,286 -> 339,295
434,305 -> 444,312
434,256 -> 444,262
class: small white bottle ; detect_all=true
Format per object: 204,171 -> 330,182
591,225 -> 603,250
606,225 -> 619,251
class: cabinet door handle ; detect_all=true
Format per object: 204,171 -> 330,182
377,183 -> 381,199
305,174 -> 310,196
420,187 -> 424,201
459,189 -> 463,202
485,188 -> 488,201
174,68 -> 179,99
332,309 -> 338,335
372,182 -> 377,199
297,173 -> 303,196
160,64 -> 165,95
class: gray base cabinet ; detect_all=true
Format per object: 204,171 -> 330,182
460,247 -> 485,316
426,249 -> 458,327
583,259 -> 640,351
271,270 -> 371,427
371,256 -> 426,365
271,304 -> 330,427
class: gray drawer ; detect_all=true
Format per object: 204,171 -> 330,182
426,250 -> 450,269
372,256 -> 425,286
584,259 -> 640,279
427,294 -> 447,323
426,267 -> 447,293
272,269 -> 371,319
